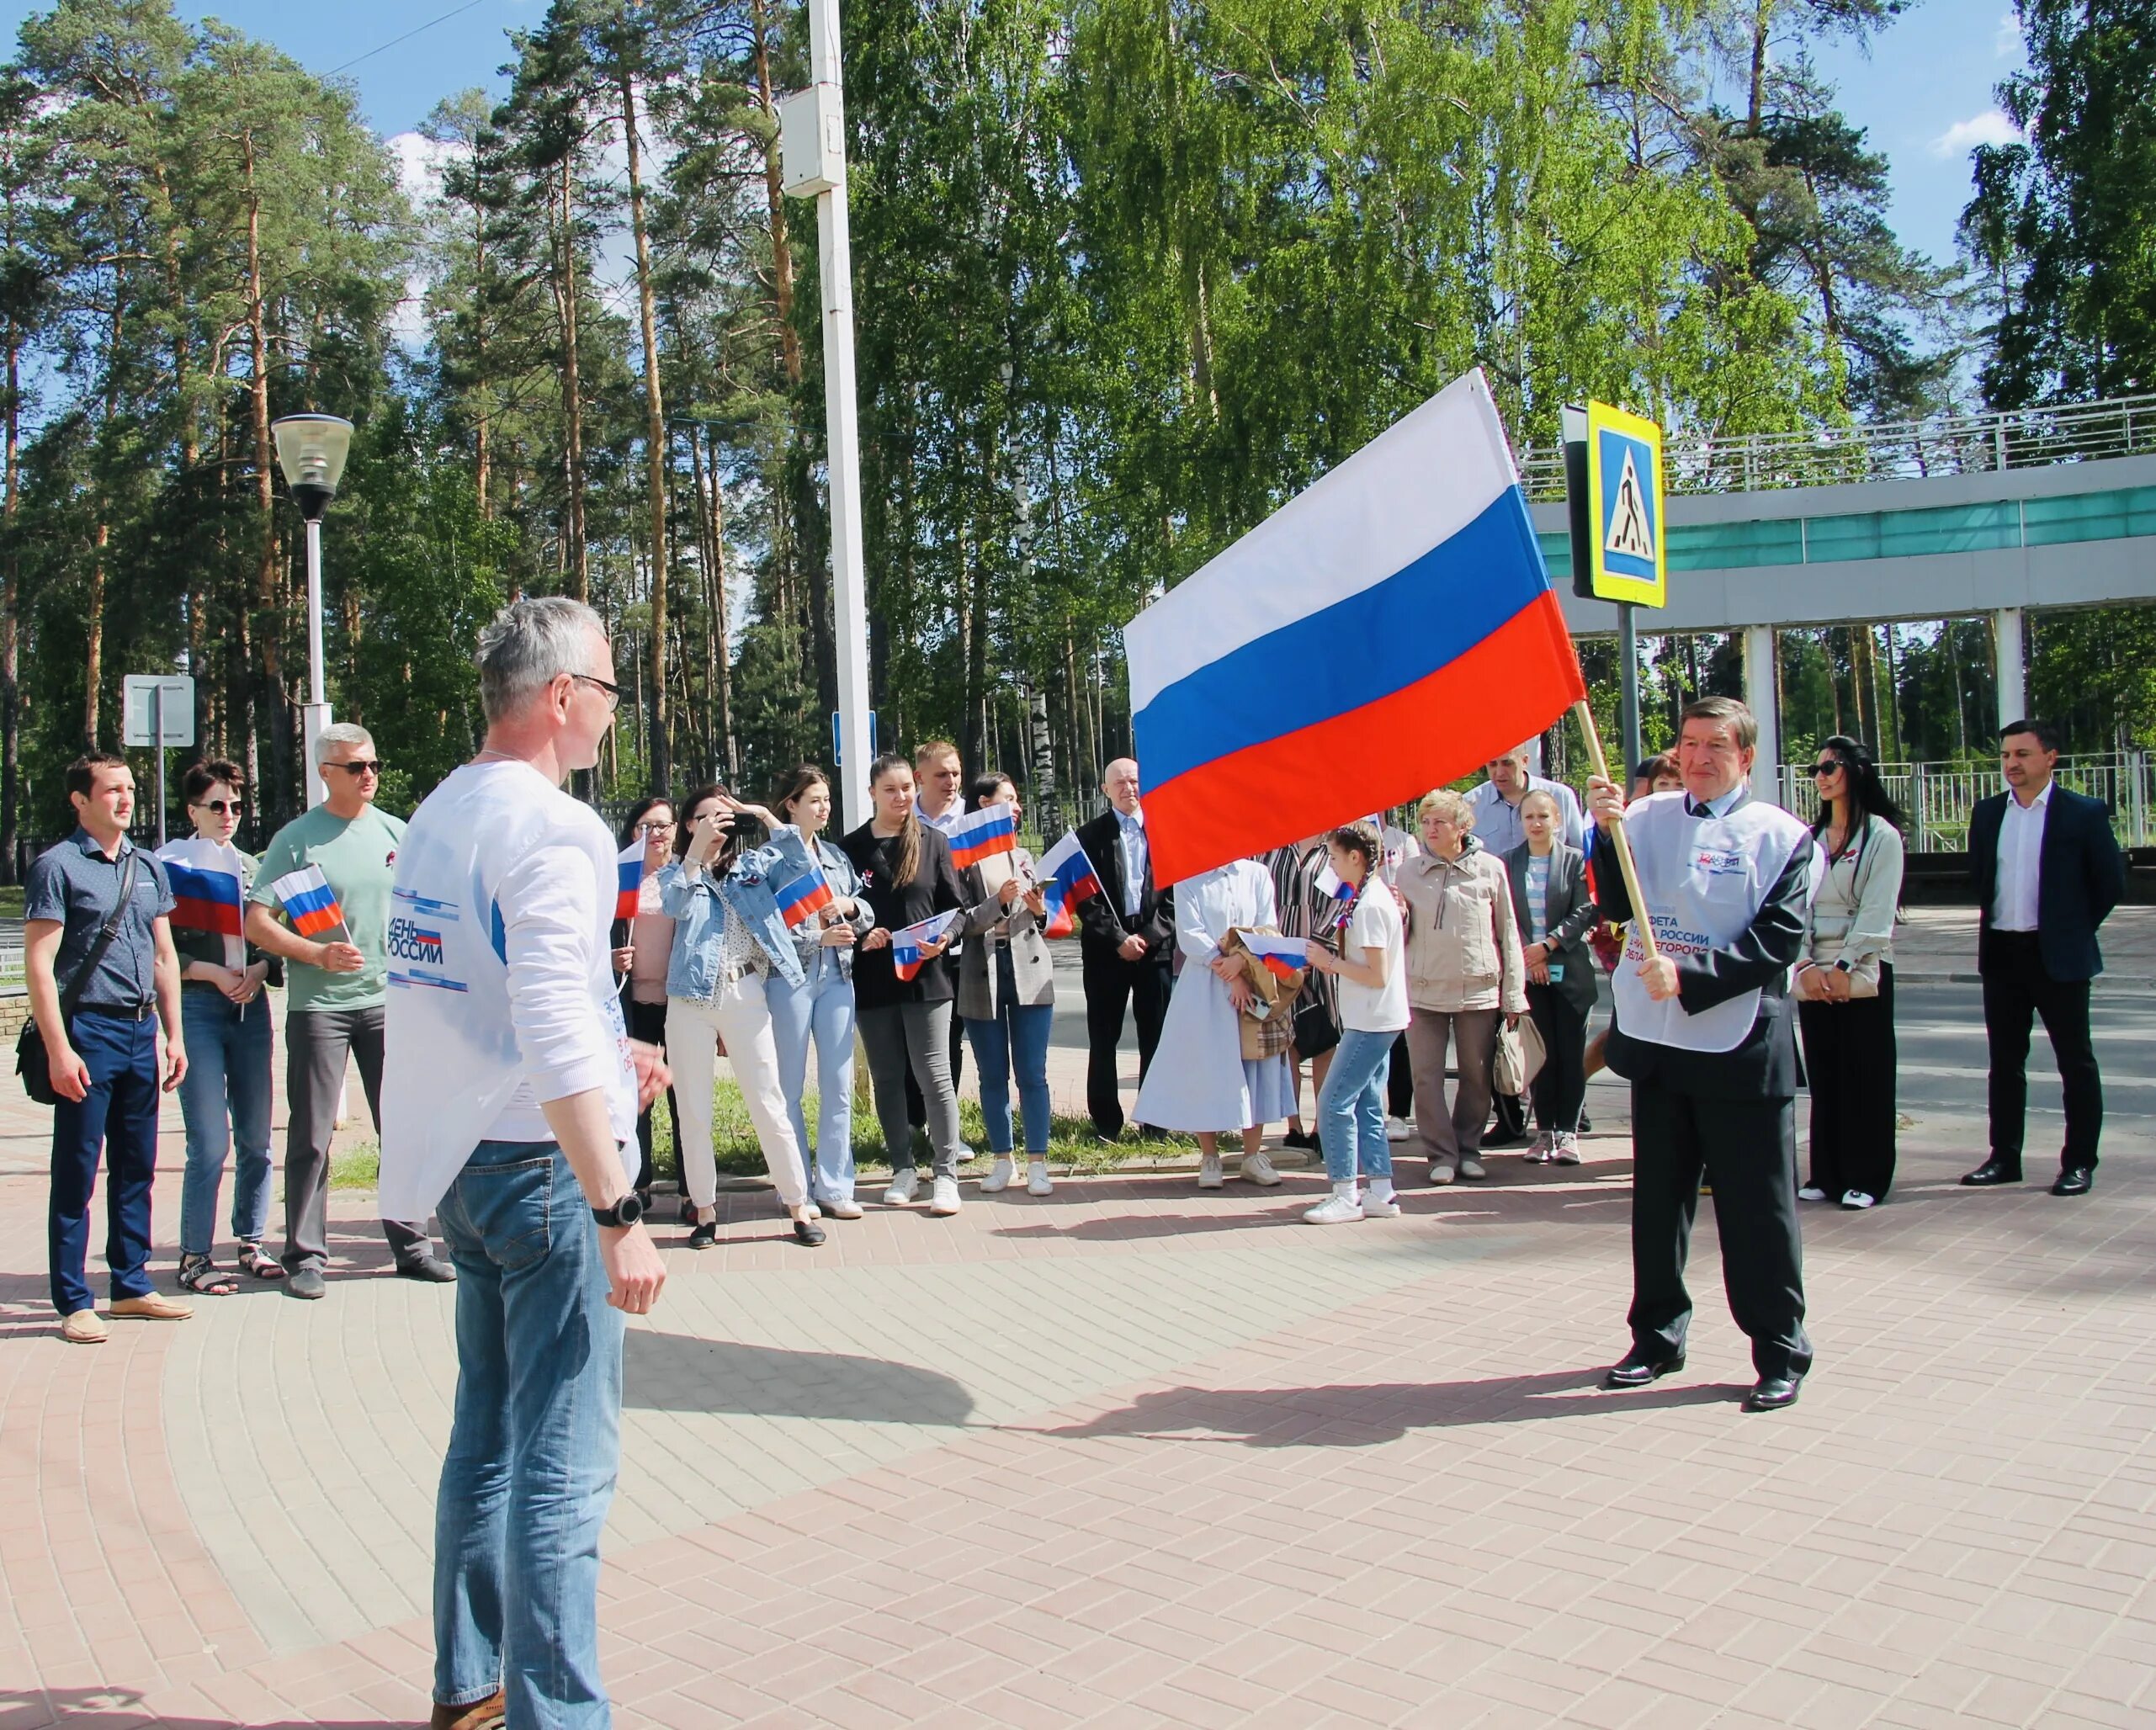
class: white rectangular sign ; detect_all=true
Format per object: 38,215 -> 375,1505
122,675 -> 195,748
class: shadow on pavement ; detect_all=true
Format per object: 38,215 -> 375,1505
0,1688 -> 383,1728
1029,1369 -> 1742,1447
624,1332 -> 975,1425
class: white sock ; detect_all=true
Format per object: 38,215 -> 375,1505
1333,1180 -> 1358,1201
1367,1178 -> 1395,1203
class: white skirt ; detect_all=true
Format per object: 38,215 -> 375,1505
1135,969 -> 1297,1133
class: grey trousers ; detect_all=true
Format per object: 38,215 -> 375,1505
1405,1006 -> 1500,1165
283,1005 -> 432,1273
858,1000 -> 963,1180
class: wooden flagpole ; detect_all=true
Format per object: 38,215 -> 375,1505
1573,699 -> 1661,962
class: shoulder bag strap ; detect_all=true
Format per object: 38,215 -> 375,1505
58,846 -> 141,1019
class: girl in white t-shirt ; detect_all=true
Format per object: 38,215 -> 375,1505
1298,822 -> 1411,1222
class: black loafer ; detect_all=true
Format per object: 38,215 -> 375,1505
397,1256 -> 458,1283
792,1218 -> 827,1247
1960,1158 -> 2023,1186
1602,1351 -> 1685,1390
687,1220 -> 718,1250
2051,1166 -> 2094,1197
1744,1374 -> 1804,1412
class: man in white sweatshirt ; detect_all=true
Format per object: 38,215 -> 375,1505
382,597 -> 668,1730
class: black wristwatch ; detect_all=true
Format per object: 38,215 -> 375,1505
592,1193 -> 645,1229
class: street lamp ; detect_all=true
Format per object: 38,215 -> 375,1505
270,413 -> 354,808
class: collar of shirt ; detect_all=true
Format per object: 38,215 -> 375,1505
1686,785 -> 1747,820
2009,781 -> 2054,814
70,825 -> 136,858
1115,807 -> 1144,836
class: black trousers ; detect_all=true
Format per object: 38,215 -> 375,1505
1081,948 -> 1171,1137
623,996 -> 680,1193
1628,1080 -> 1810,1381
1387,1031 -> 1414,1118
1527,985 -> 1588,1133
1983,931 -> 2103,1172
1797,965 -> 1897,1199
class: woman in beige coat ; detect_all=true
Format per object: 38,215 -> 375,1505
1395,788 -> 1527,1182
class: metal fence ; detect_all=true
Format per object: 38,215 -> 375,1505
1518,392 -> 2156,503
1771,752 -> 2154,852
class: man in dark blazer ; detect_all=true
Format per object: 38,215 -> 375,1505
1960,719 -> 2127,1197
1586,698 -> 1820,1413
1075,757 -> 1176,1140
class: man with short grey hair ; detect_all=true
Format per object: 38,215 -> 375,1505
247,721 -> 451,1296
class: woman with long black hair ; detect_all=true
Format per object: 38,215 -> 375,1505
1794,735 -> 1907,1210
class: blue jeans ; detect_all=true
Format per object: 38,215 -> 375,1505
1318,1027 -> 1394,1184
177,986 -> 275,1255
765,953 -> 858,1203
433,1142 -> 624,1727
964,953 -> 1054,1155
49,1010 -> 161,1314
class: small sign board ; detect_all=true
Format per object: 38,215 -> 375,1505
1573,401 -> 1666,608
122,675 -> 195,748
831,708 -> 877,768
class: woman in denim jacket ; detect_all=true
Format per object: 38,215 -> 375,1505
762,765 -> 873,1219
660,784 -> 826,1249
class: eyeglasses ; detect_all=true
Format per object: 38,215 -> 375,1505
326,760 -> 384,777
1810,762 -> 1846,777
635,820 -> 676,836
572,672 -> 623,712
192,799 -> 247,815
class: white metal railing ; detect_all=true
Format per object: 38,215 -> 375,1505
1771,752 -> 2153,852
1519,393 -> 2156,503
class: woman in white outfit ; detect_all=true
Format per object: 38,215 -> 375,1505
1134,856 -> 1297,1187
660,785 -> 826,1249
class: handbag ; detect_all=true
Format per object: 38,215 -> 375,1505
1290,989 -> 1340,1061
1491,1011 -> 1547,1096
18,848 -> 140,1107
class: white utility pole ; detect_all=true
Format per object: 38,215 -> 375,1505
780,0 -> 874,828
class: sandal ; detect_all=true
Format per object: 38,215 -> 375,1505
235,1241 -> 285,1281
178,1253 -> 239,1297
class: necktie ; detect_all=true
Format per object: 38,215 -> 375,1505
1686,799 -> 1713,819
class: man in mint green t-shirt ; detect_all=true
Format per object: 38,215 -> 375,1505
245,724 -> 452,1298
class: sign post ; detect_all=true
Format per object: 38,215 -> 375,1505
123,674 -> 195,846
1565,401 -> 1666,777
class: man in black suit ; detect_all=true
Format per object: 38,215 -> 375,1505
1075,758 -> 1175,1141
1960,719 -> 2126,1198
1585,697 -> 1820,1413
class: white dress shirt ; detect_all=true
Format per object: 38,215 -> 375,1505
1115,807 -> 1148,918
1994,781 -> 2051,931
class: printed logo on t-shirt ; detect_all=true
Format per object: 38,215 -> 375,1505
1692,849 -> 1745,877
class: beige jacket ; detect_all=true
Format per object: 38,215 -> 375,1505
1398,841 -> 1527,1015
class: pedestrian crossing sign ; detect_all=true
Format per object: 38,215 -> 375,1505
1584,401 -> 1665,608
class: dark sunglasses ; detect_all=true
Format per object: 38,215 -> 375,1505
1811,760 -> 1849,777
192,798 -> 247,815
327,760 -> 385,777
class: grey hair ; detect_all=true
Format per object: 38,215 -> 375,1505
476,597 -> 608,723
312,722 -> 375,767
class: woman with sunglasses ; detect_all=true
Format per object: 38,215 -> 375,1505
614,796 -> 680,1211
1794,736 -> 1907,1209
159,762 -> 279,1293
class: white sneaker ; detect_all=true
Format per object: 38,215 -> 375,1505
883,1168 -> 920,1206
1198,1154 -> 1225,1189
1521,1131 -> 1553,1165
1362,1189 -> 1402,1218
1458,1157 -> 1487,1181
1303,1192 -> 1364,1224
981,1155 -> 1016,1193
1384,1116 -> 1413,1143
798,1200 -> 822,1221
822,1195 -> 863,1220
957,1142 -> 982,1164
1840,1189 -> 1877,1210
1429,1160 -> 1457,1185
930,1175 -> 963,1216
1241,1150 -> 1282,1187
1553,1134 -> 1582,1166
1798,1185 -> 1828,1202
1026,1164 -> 1054,1197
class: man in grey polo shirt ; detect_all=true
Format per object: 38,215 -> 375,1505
24,751 -> 192,1344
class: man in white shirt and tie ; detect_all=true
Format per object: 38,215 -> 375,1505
1075,759 -> 1176,1140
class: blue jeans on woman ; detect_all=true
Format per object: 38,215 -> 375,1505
765,951 -> 858,1204
1318,1027 -> 1395,1184
964,949 -> 1054,1155
176,985 -> 275,1256
433,1141 -> 624,1728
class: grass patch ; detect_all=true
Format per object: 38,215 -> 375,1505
0,886 -> 22,921
330,1139 -> 380,1190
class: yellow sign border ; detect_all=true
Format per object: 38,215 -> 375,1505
1584,401 -> 1666,608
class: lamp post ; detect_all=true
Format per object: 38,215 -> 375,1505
270,413 -> 354,809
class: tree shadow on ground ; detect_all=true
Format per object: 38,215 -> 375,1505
0,1687 -> 385,1728
1025,1368 -> 1743,1448
623,1332 -> 975,1426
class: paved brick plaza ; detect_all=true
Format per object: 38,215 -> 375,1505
3,981 -> 2155,1728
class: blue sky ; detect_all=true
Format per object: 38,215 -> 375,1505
3,0 -> 2017,271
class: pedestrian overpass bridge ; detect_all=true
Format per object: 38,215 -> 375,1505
1521,394 -> 2156,776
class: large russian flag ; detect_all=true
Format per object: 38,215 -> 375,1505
1124,369 -> 1585,885
944,802 -> 1017,871
158,837 -> 247,968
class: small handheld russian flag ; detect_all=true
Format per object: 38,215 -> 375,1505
945,802 -> 1017,871
616,841 -> 646,923
270,864 -> 346,941
766,831 -> 837,931
1036,831 -> 1103,926
890,910 -> 961,982
158,837 -> 247,968
1237,928 -> 1309,982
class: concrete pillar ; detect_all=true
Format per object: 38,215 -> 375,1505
1994,607 -> 2026,730
1743,624 -> 1783,806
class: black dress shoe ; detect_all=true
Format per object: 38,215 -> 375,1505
1281,1128 -> 1320,1152
2051,1166 -> 2094,1197
792,1217 -> 827,1246
1960,1158 -> 2024,1186
1744,1373 -> 1804,1412
397,1256 -> 458,1283
1602,1351 -> 1685,1390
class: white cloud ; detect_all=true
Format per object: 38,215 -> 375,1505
387,129 -> 466,211
1994,9 -> 2021,56
1930,108 -> 2024,157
